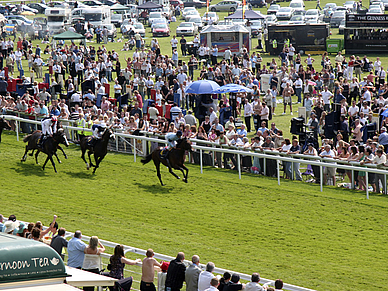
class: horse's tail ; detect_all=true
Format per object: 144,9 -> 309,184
23,134 -> 32,143
141,153 -> 153,165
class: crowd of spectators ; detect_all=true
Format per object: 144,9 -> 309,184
2,33 -> 388,191
0,214 -> 286,291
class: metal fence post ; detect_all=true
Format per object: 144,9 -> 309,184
385,174 -> 387,195
277,160 -> 280,185
200,149 -> 203,174
237,153 -> 241,179
320,165 -> 323,192
16,119 -> 19,141
291,161 -> 294,180
133,138 -> 136,162
351,170 -> 354,190
115,135 -> 118,151
263,156 -> 266,176
366,173 -> 369,199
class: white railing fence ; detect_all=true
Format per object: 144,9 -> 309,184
3,114 -> 388,200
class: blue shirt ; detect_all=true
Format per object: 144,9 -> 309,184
379,132 -> 388,145
67,237 -> 86,268
237,128 -> 247,137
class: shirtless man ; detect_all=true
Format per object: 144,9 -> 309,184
141,248 -> 162,291
282,82 -> 294,115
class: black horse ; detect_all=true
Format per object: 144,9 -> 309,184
0,117 -> 11,143
80,128 -> 115,174
21,129 -> 69,173
141,138 -> 192,186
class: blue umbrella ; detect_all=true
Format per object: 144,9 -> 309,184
185,80 -> 220,94
382,108 -> 388,118
212,84 -> 254,94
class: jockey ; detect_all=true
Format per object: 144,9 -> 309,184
39,115 -> 57,148
89,123 -> 106,148
162,130 -> 182,160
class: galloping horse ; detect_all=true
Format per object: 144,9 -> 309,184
141,137 -> 192,186
21,129 -> 69,173
0,117 -> 11,143
80,128 -> 115,174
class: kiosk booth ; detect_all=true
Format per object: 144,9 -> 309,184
200,24 -> 251,56
345,14 -> 388,54
266,23 -> 329,55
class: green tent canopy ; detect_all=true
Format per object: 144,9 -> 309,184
53,30 -> 85,40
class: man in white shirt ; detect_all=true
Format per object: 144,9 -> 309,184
177,71 -> 187,85
170,35 -> 178,52
33,55 -> 44,78
224,46 -> 231,64
145,76 -> 154,99
294,76 -> 303,103
321,86 -> 333,112
204,278 -> 219,291
14,48 -> 23,72
243,98 -> 253,132
378,66 -> 386,85
208,107 -> 217,125
374,57 -> 381,75
198,262 -> 215,291
198,45 -> 206,59
193,34 -> 199,57
319,144 -> 336,185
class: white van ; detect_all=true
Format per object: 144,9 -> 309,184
289,0 -> 305,12
71,7 -> 111,27
45,7 -> 71,34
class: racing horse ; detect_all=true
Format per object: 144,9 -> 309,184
0,117 -> 11,143
141,137 -> 192,186
80,127 -> 115,174
21,129 -> 69,173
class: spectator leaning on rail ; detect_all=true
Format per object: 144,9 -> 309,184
141,248 -> 162,291
223,274 -> 245,291
198,262 -> 216,291
67,230 -> 87,269
165,252 -> 186,291
245,273 -> 264,291
50,227 -> 68,260
185,255 -> 201,291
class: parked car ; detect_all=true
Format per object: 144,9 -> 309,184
104,23 -> 117,39
162,6 -> 173,18
370,2 -> 385,11
305,9 -> 322,21
264,14 -> 277,26
184,10 -> 200,21
148,12 -> 163,25
111,13 -> 123,27
182,0 -> 205,8
202,12 -> 219,24
81,0 -> 104,6
381,0 -> 388,9
289,0 -> 304,12
182,7 -> 196,18
276,7 -> 294,20
209,0 -> 240,12
176,21 -> 198,36
330,10 -> 346,27
151,17 -> 168,29
324,3 -> 337,10
152,23 -> 170,36
170,0 -> 184,9
6,15 -> 33,24
249,19 -> 262,37
20,5 -> 38,14
47,1 -> 70,8
367,7 -> 384,14
187,16 -> 203,31
267,4 -> 280,15
293,9 -> 306,16
289,15 -> 305,24
248,0 -> 266,8
343,0 -> 355,10
99,0 -> 117,6
132,22 -> 145,37
338,19 -> 345,34
27,2 -> 49,14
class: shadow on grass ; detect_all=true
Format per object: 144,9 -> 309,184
134,182 -> 172,194
64,170 -> 97,179
12,162 -> 48,176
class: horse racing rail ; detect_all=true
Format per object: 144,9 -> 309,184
3,114 -> 388,200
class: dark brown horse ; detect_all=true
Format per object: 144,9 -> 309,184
80,128 -> 115,174
0,117 -> 11,143
141,138 -> 192,186
21,129 -> 69,173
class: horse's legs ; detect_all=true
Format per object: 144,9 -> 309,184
92,155 -> 104,174
166,159 -> 180,180
58,145 -> 67,159
21,145 -> 29,162
81,148 -> 89,170
54,152 -> 61,164
88,151 -> 94,167
35,150 -> 40,164
49,155 -> 57,173
154,159 -> 164,186
42,155 -> 49,170
28,149 -> 34,156
179,165 -> 189,183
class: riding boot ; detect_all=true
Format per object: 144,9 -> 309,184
38,135 -> 45,149
161,148 -> 169,160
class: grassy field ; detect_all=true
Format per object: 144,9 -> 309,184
1,131 -> 388,290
